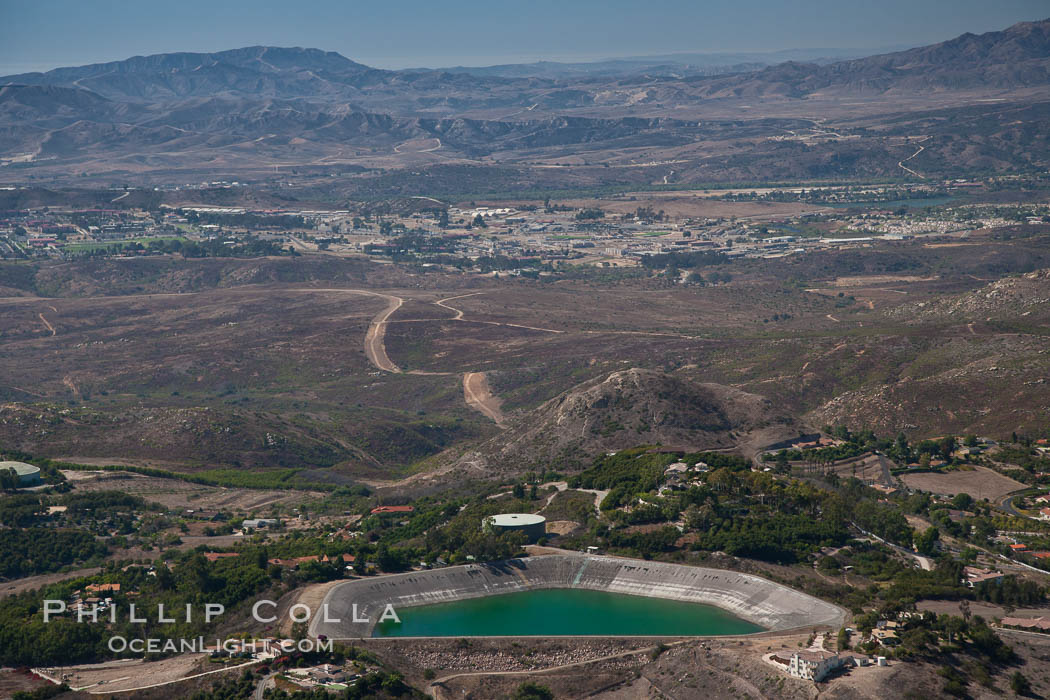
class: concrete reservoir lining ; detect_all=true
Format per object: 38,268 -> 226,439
310,554 -> 846,638
0,461 -> 41,487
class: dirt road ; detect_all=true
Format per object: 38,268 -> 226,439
2,567 -> 102,597
462,372 -> 505,426
897,136 -> 930,179
361,293 -> 403,372
432,292 -> 563,334
427,644 -> 657,700
38,312 -> 56,336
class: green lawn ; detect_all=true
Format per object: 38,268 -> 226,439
63,236 -> 189,253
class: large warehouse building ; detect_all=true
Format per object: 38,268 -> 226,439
0,461 -> 42,487
483,513 -> 547,543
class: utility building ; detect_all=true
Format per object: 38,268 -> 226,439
483,513 -> 546,543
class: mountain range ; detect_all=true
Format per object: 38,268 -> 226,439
1,18 -> 1048,182
5,20 -> 1047,108
414,47 -> 900,79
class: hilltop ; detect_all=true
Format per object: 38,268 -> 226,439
457,368 -> 801,474
889,268 -> 1050,323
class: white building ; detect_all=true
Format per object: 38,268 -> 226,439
242,518 -> 279,530
788,650 -> 846,682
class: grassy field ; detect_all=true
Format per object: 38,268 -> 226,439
62,235 -> 188,253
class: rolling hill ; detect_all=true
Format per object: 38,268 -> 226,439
456,368 -> 802,474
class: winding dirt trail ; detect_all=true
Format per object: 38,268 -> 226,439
463,372 -> 505,426
431,292 -> 564,334
38,312 -> 56,336
434,292 -> 481,319
255,287 -> 404,372
427,644 -> 658,700
897,136 -> 930,179
362,293 -> 403,372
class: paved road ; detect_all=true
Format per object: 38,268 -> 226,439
853,523 -> 934,571
253,672 -> 276,700
1000,491 -> 1026,518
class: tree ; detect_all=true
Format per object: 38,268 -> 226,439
938,436 -> 957,460
513,682 -> 554,700
774,451 -> 790,472
939,615 -> 966,645
472,214 -> 487,228
1010,671 -> 1032,696
438,210 -> 449,228
895,432 -> 910,460
915,526 -> 940,556
0,469 -> 17,491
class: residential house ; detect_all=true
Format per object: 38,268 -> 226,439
1001,616 -> 1050,632
242,518 -> 279,530
788,651 -> 846,682
964,566 -> 1004,588
84,583 -> 121,595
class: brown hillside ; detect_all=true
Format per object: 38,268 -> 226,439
456,368 -> 802,474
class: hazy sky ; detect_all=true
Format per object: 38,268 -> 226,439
1,0 -> 1047,74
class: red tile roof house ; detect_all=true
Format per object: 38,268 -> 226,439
84,583 -> 121,594
321,554 -> 355,564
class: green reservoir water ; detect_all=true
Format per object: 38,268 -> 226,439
372,589 -> 764,637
